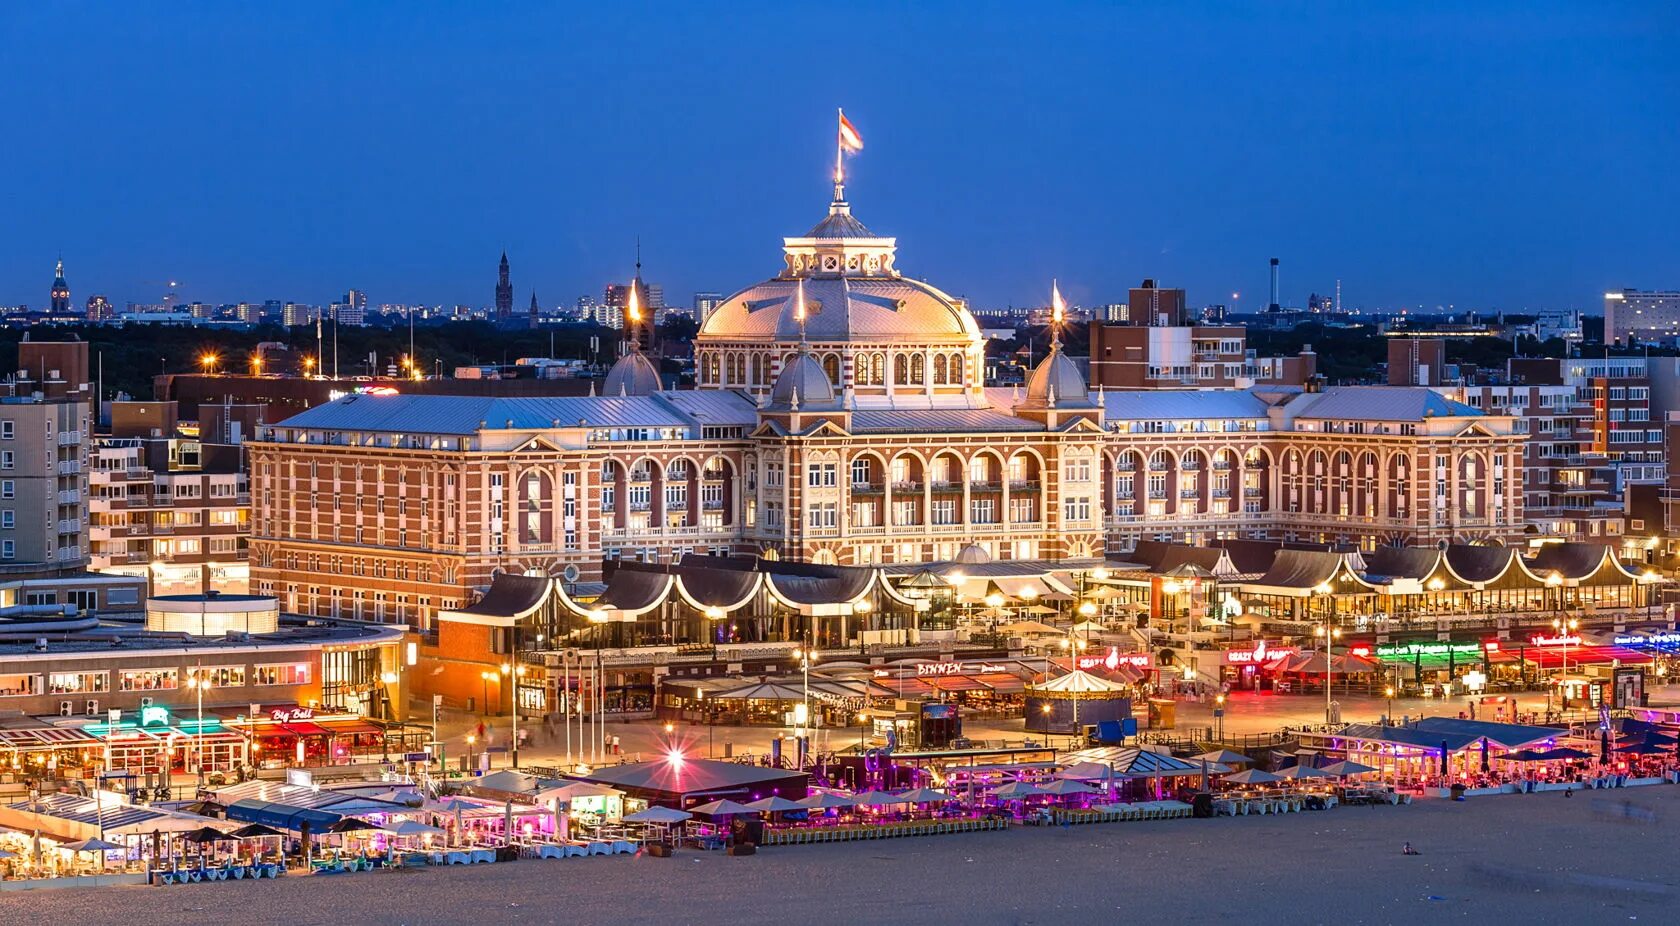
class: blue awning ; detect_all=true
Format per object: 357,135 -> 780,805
225,798 -> 341,832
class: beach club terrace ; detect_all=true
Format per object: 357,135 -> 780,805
1103,539 -> 1660,630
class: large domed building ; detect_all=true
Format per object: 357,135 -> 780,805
696,185 -> 986,409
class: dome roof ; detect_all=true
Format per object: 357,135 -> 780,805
1020,345 -> 1096,410
700,276 -> 979,344
954,543 -> 993,564
767,351 -> 839,410
601,349 -> 661,397
805,209 -> 875,239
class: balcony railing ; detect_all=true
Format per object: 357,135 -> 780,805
1009,480 -> 1041,493
850,483 -> 884,496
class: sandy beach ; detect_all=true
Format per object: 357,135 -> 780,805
3,786 -> 1674,926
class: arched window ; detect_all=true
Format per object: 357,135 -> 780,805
932,355 -> 948,385
871,353 -> 886,385
949,353 -> 964,385
911,353 -> 925,385
894,354 -> 909,385
822,353 -> 840,385
749,354 -> 762,385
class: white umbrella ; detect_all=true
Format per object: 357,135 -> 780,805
1222,767 -> 1280,785
1038,779 -> 1097,796
383,820 -> 446,837
851,790 -> 908,806
1275,764 -> 1332,781
894,787 -> 954,804
988,781 -> 1048,799
1320,759 -> 1380,778
1055,761 -> 1115,780
623,806 -> 693,824
795,793 -> 857,809
689,799 -> 756,817
742,796 -> 805,813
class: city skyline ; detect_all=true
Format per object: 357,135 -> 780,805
3,4 -> 1676,312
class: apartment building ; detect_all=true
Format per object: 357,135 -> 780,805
88,401 -> 254,596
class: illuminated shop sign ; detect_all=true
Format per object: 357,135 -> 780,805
1613,633 -> 1680,648
1076,647 -> 1152,671
1529,634 -> 1582,648
1374,641 -> 1490,659
1225,641 -> 1297,664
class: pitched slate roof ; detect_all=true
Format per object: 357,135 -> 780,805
1285,386 -> 1481,421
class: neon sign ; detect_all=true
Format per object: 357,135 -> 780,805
916,661 -> 1007,677
1615,633 -> 1680,647
1374,641 -> 1489,659
140,705 -> 170,727
270,707 -> 316,722
1077,647 -> 1151,671
1529,634 -> 1582,648
1226,641 -> 1297,664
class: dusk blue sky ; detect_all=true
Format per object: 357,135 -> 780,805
2,2 -> 1675,314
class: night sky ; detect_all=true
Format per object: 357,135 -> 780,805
3,2 -> 1675,313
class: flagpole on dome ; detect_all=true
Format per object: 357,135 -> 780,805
834,107 -> 845,202
1050,279 -> 1066,351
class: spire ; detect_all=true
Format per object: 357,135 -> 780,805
1049,279 -> 1066,351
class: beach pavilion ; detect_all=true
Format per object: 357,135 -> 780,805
573,756 -> 810,811
1297,717 -> 1563,783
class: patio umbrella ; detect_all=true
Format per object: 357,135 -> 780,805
742,796 -> 805,813
894,787 -> 954,804
325,817 -> 380,834
59,837 -> 121,867
794,793 -> 858,810
1501,749 -> 1547,762
850,790 -> 908,806
1536,747 -> 1593,760
988,782 -> 1048,799
1275,764 -> 1332,781
1616,742 -> 1670,755
1038,779 -> 1097,796
383,820 -> 448,837
1055,761 -> 1115,780
689,799 -> 756,817
60,837 -> 121,852
229,823 -> 286,839
1319,760 -> 1380,777
181,826 -> 229,844
1222,767 -> 1280,785
181,800 -> 226,818
1192,749 -> 1251,766
622,806 -> 693,824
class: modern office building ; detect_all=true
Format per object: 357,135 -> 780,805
1604,289 -> 1680,345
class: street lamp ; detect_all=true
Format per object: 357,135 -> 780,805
1553,615 -> 1580,711
199,352 -> 218,374
1313,581 -> 1338,723
1384,685 -> 1395,725
186,668 -> 211,778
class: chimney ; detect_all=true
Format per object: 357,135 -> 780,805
1268,258 -> 1280,312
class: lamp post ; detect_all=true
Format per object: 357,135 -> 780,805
186,666 -> 211,779
1553,615 -> 1579,712
1214,692 -> 1225,741
1161,580 -> 1181,634
1313,582 -> 1338,723
1384,685 -> 1395,725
